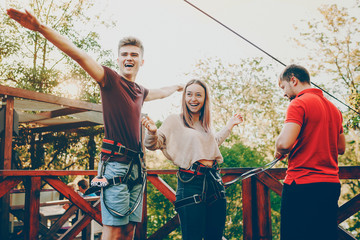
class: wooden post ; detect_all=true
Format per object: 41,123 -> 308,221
243,177 -> 272,240
242,178 -> 254,240
256,179 -> 272,240
1,97 -> 14,169
24,176 -> 41,240
0,97 -> 15,240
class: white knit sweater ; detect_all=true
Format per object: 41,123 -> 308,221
144,114 -> 232,169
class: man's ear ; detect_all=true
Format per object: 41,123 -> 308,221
291,76 -> 298,86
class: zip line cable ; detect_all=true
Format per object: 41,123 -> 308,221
183,0 -> 360,115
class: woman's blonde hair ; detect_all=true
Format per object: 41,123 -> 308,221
181,79 -> 211,132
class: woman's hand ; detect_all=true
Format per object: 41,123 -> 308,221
226,113 -> 244,130
141,115 -> 158,134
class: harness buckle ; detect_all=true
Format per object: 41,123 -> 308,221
113,176 -> 122,186
117,145 -> 127,156
194,195 -> 201,204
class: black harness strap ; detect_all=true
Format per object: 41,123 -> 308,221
101,138 -> 142,159
87,136 -> 147,217
175,162 -> 225,209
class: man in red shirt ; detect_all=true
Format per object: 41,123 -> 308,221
275,64 -> 346,240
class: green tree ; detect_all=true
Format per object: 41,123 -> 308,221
0,0 -> 114,101
1,0 -> 114,171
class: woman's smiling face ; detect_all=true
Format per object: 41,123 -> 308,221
185,83 -> 205,114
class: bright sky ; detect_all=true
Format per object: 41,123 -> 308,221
90,0 -> 355,121
2,0 -> 356,120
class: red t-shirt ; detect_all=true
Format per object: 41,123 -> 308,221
284,88 -> 343,184
100,66 -> 149,160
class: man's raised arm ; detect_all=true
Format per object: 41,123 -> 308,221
145,84 -> 184,101
7,8 -> 105,86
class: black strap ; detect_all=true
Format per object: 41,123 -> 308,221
101,139 -> 143,159
175,194 -> 202,209
179,161 -> 219,175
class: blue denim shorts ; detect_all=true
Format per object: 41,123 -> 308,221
98,161 -> 143,226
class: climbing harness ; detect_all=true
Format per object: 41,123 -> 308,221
175,161 -> 226,209
87,138 -> 147,217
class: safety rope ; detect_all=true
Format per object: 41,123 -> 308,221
183,0 -> 360,115
224,158 -> 280,186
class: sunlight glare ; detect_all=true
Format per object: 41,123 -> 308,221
57,81 -> 81,99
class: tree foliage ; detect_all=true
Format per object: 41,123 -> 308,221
293,2 -> 360,162
1,0 -> 114,172
0,0 -> 115,102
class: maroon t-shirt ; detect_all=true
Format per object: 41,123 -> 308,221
100,66 -> 149,160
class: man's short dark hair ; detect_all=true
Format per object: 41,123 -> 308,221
118,36 -> 144,57
77,179 -> 89,190
280,64 -> 310,84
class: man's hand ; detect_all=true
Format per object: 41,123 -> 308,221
274,151 -> 287,161
7,9 -> 41,32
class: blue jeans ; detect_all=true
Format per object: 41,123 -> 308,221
175,170 -> 226,240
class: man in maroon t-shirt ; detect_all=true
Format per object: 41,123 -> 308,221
7,9 -> 183,240
275,64 -> 346,240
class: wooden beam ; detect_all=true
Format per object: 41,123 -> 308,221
256,171 -> 283,196
59,201 -> 101,240
0,177 -> 22,198
339,166 -> 360,179
28,121 -> 100,133
0,170 -> 97,176
39,107 -> 88,119
0,84 -> 102,112
18,107 -> 89,124
24,176 -> 41,240
222,173 -> 242,186
44,177 -> 102,224
147,175 -> 176,203
337,193 -> 360,224
42,204 -> 79,240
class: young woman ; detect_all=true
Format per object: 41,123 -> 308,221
142,79 -> 243,240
